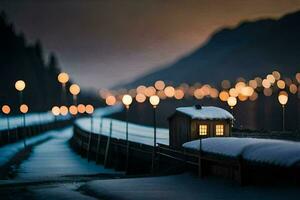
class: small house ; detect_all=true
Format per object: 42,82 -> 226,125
168,105 -> 234,149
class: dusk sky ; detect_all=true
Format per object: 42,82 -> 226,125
1,0 -> 300,89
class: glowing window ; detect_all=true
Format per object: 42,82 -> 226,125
199,125 -> 208,136
216,125 -> 224,136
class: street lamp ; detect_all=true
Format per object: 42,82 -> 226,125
2,105 -> 11,143
15,80 -> 26,104
149,95 -> 160,173
20,104 -> 28,148
227,96 -> 237,129
86,104 -> 94,161
69,84 -> 80,105
57,72 -> 69,104
122,94 -> 132,172
278,91 -> 288,131
52,106 -> 60,122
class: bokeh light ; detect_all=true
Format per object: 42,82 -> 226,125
106,95 -> 116,106
20,104 -> 29,114
135,93 -> 146,103
154,80 -> 165,91
2,105 -> 11,114
51,106 -> 60,116
60,106 -> 68,116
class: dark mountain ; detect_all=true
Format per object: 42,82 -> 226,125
0,12 -> 101,113
112,11 -> 300,131
124,11 -> 300,88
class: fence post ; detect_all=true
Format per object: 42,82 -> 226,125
104,120 -> 112,167
198,138 -> 203,178
96,118 -> 103,163
87,116 -> 94,161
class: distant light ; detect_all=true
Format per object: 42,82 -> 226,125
284,78 -> 292,86
266,74 -> 275,84
149,95 -> 160,107
221,80 -> 231,89
248,80 -> 257,89
122,94 -> 133,107
235,82 -> 246,93
57,72 -> 69,84
209,88 -> 219,98
276,80 -> 285,89
278,91 -> 288,105
69,105 -> 78,115
51,106 -> 60,116
135,93 -> 146,103
164,86 -> 175,98
105,96 -> 116,106
174,89 -> 185,100
85,104 -> 94,114
77,104 -> 86,113
219,91 -> 229,102
157,90 -> 167,100
136,85 -> 146,94
254,77 -> 263,87
240,86 -> 254,97
249,92 -> 258,101
20,104 -> 29,114
145,86 -> 156,97
289,84 -> 297,94
227,96 -> 237,108
296,73 -> 300,83
263,88 -> 272,96
262,79 -> 271,88
2,105 -> 11,115
69,84 -> 80,95
193,88 -> 204,99
272,71 -> 281,80
229,88 -> 238,97
154,80 -> 165,91
60,106 -> 68,116
15,80 -> 26,91
238,94 -> 248,101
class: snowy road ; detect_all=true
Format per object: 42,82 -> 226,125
14,127 -> 116,180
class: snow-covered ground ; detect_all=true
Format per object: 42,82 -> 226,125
15,127 -> 116,180
75,103 -> 169,146
0,129 -> 56,167
83,173 -> 300,200
0,111 -> 70,131
75,117 -> 169,146
183,137 -> 300,167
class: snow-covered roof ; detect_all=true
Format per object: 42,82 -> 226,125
175,106 -> 234,120
183,137 -> 300,167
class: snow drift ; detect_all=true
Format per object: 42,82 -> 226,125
183,137 -> 300,167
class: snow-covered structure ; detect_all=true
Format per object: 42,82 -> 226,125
168,105 -> 234,149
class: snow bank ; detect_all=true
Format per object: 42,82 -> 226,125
84,173 -> 300,200
183,137 -> 300,167
176,106 -> 234,120
75,118 -> 169,146
0,112 -> 70,131
0,129 -> 56,167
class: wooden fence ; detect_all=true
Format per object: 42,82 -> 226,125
0,119 -> 71,147
71,123 -> 300,185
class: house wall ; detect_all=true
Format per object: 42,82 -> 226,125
169,112 -> 191,148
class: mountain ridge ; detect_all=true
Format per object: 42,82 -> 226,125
120,10 -> 300,89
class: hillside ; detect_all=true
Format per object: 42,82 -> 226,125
124,11 -> 300,88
